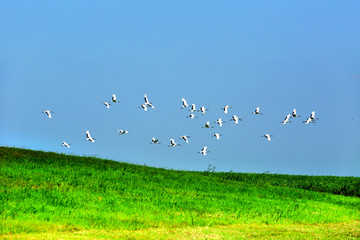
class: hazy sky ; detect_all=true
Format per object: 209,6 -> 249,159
1,1 -> 359,176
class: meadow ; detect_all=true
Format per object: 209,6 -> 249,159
0,146 -> 359,239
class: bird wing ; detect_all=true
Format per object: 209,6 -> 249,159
144,94 -> 149,103
182,98 -> 187,105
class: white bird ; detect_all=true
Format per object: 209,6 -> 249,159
303,117 -> 313,124
168,138 -> 180,147
261,134 -> 273,141
42,110 -> 53,119
198,146 -> 210,156
291,108 -> 301,117
181,98 -> 189,108
252,106 -> 263,115
118,129 -> 128,135
202,121 -> 214,128
199,106 -> 208,115
140,104 -> 148,111
62,141 -> 71,148
282,114 -> 291,125
186,113 -> 198,119
110,94 -> 120,103
221,105 -> 231,114
150,137 -> 160,144
212,133 -> 222,140
215,118 -> 225,127
144,94 -> 155,109
230,115 -> 242,124
85,130 -> 95,142
303,111 -> 318,124
180,135 -> 190,143
190,104 -> 197,112
101,102 -> 110,109
310,111 -> 318,120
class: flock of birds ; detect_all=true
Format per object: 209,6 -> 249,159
42,94 -> 319,156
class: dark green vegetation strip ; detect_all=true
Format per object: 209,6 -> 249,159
209,172 -> 360,197
0,147 -> 359,235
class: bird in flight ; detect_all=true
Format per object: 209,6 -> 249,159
282,114 -> 291,125
221,105 -> 231,114
261,134 -> 273,141
42,110 -> 53,119
291,108 -> 301,117
181,98 -> 189,108
61,141 -> 71,148
150,137 -> 160,144
168,138 -> 180,147
85,130 -> 95,142
180,135 -> 190,143
118,130 -> 128,135
186,113 -> 198,119
110,94 -> 120,103
144,94 -> 155,109
101,102 -> 110,109
252,106 -> 263,115
212,133 -> 222,140
202,121 -> 214,128
215,118 -> 225,127
230,115 -> 242,124
198,146 -> 210,155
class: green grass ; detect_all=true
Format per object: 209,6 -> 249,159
211,171 -> 360,197
0,146 -> 359,239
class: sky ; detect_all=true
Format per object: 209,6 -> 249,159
1,1 -> 359,176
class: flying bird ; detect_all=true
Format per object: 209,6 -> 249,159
252,106 -> 263,115
199,106 -> 209,115
61,141 -> 71,148
181,98 -> 189,108
168,138 -> 180,147
221,105 -> 231,114
180,135 -> 190,143
42,110 -> 53,119
198,146 -> 210,156
144,94 -> 155,109
101,102 -> 110,109
202,121 -> 214,128
190,104 -> 197,112
303,111 -> 318,124
85,130 -> 95,142
230,115 -> 242,124
303,117 -> 314,124
118,130 -> 128,135
150,137 -> 160,144
186,113 -> 198,119
291,108 -> 301,117
215,118 -> 225,127
212,133 -> 222,140
282,114 -> 291,125
261,134 -> 273,141
310,111 -> 318,120
110,94 -> 120,103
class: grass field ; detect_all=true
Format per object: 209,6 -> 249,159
0,146 -> 359,239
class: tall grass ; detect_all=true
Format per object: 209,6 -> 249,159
0,146 -> 359,235
210,172 -> 360,197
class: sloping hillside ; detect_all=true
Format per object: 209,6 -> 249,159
0,147 -> 359,239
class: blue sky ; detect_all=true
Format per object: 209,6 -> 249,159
1,1 -> 359,176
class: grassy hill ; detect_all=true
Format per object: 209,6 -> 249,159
0,146 -> 359,239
